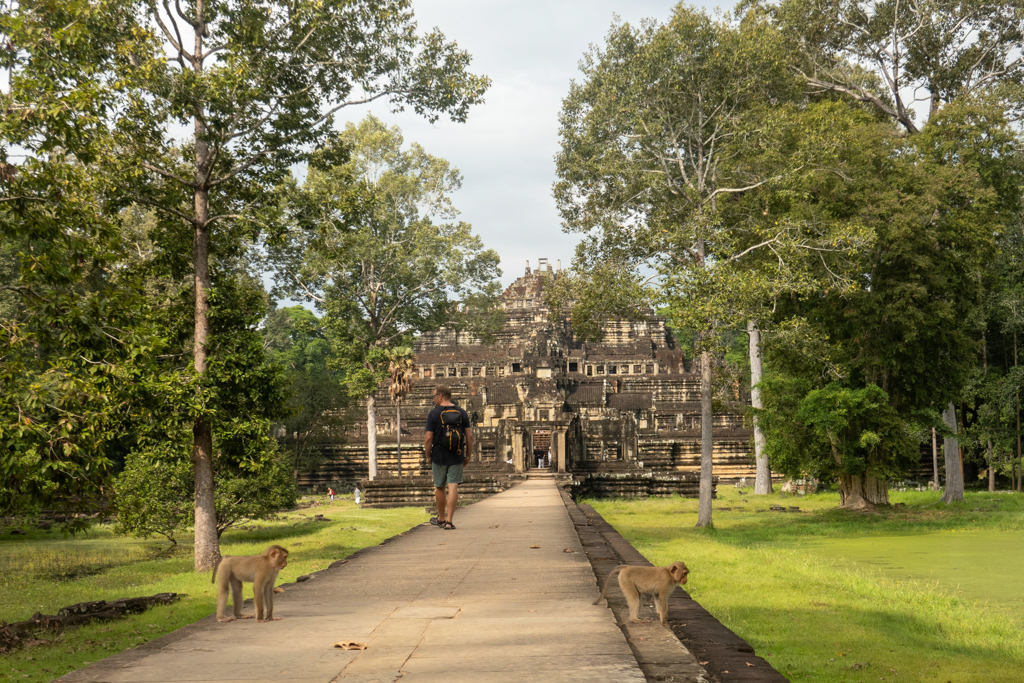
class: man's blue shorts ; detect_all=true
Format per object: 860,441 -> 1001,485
432,462 -> 464,488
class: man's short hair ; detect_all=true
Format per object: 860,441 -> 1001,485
433,384 -> 452,400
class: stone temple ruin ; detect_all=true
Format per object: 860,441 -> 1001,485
299,258 -> 758,505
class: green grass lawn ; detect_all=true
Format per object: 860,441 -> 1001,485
0,498 -> 426,683
588,487 -> 1024,683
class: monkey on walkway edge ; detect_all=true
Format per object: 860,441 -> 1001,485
212,544 -> 289,622
593,561 -> 689,625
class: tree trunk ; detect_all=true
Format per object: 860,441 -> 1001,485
939,402 -> 964,503
696,349 -> 714,527
396,400 -> 402,477
191,0 -> 219,573
837,471 -> 889,509
747,320 -> 771,494
931,427 -> 939,490
987,440 -> 995,492
1011,329 -> 1019,491
367,394 -> 377,480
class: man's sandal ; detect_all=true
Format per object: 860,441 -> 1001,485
442,521 -> 455,530
430,516 -> 445,527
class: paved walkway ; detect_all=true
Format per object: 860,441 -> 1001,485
63,480 -> 648,683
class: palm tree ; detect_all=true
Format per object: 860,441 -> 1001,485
387,348 -> 416,476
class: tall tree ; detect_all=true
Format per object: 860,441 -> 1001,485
94,0 -> 489,569
273,115 -> 500,480
263,305 -> 349,479
990,224 -> 1024,490
555,6 -> 867,525
773,0 -> 1024,135
387,348 -> 415,476
768,0 -> 1024,502
759,104 -> 1018,505
747,320 -> 771,493
0,0 -> 160,523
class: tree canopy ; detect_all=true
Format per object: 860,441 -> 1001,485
273,114 -> 500,479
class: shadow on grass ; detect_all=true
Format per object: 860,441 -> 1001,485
219,521 -> 336,546
612,491 -> 1024,549
724,603 -> 1023,680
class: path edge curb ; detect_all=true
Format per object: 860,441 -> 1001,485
558,487 -> 790,683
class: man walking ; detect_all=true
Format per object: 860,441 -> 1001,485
424,384 -> 471,530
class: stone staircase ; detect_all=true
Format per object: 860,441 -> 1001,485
571,470 -> 708,499
525,467 -> 573,483
359,474 -> 518,508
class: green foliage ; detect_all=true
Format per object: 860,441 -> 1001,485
757,0 -> 1024,493
273,114 -> 501,399
443,282 -> 506,345
758,97 -> 1022,484
554,6 -> 871,349
208,449 -> 296,537
113,0 -> 490,203
264,306 -> 332,375
544,263 -> 652,343
113,455 -> 192,545
0,0 -> 165,521
2,0 -> 490,555
115,443 -> 296,543
760,380 -> 917,484
264,306 -> 351,475
767,0 -> 1024,135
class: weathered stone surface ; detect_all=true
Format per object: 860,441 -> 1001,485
56,481 -> 653,683
359,474 -> 516,508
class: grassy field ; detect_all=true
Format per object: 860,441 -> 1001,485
588,487 -> 1024,683
0,497 -> 426,683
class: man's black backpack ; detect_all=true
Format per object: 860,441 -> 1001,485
439,409 -> 465,456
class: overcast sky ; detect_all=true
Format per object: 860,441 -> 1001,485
334,0 -> 731,287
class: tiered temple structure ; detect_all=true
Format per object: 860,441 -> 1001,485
299,258 -> 758,503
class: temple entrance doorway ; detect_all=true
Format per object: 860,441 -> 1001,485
532,429 -> 551,468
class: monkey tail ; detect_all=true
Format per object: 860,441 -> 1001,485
211,556 -> 222,584
593,565 -> 625,605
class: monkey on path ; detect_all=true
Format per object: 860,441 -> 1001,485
593,561 -> 689,625
212,544 -> 289,622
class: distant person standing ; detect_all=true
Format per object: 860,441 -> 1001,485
353,486 -> 361,505
425,384 -> 471,530
328,487 -> 335,505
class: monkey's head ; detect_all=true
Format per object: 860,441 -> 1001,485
266,545 -> 290,569
669,561 -> 689,585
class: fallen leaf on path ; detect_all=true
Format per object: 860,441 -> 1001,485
274,587 -> 284,593
562,549 -> 574,553
489,525 -> 499,528
700,662 -> 709,665
333,641 -> 367,650
529,545 -> 541,549
747,662 -> 754,666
